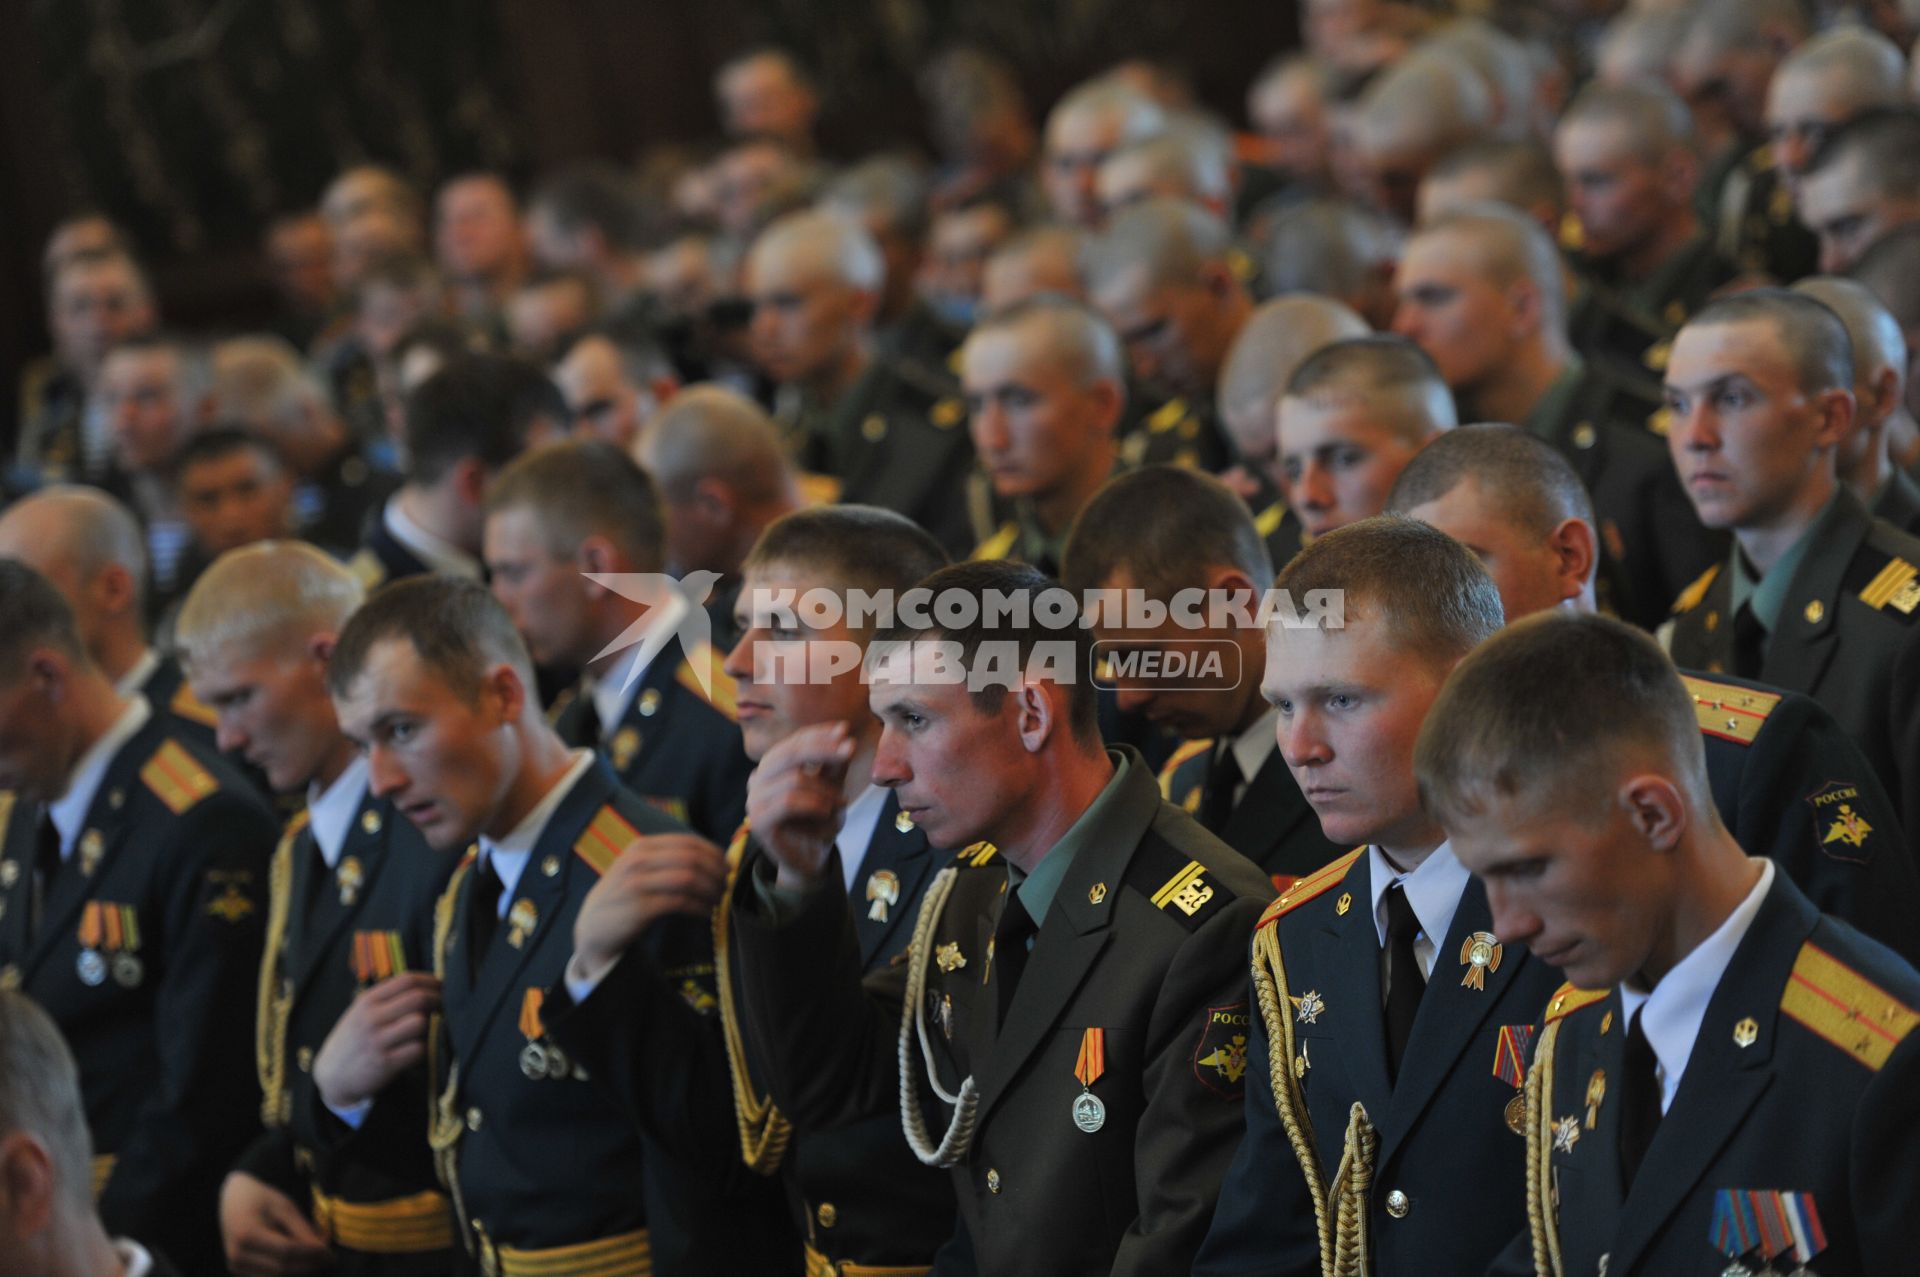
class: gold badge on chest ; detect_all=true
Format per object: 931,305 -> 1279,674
336,856 -> 364,907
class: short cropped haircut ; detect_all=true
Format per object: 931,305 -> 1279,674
1081,197 -> 1233,294
175,426 -> 287,478
1682,289 -> 1854,397
404,354 -> 564,486
1387,423 -> 1595,540
529,163 -> 646,251
3,485 -> 149,613
1851,224 -> 1920,330
1791,277 -> 1906,388
1777,26 -> 1908,111
0,992 -> 95,1212
1804,106 -> 1920,201
175,540 -> 366,668
1062,466 -> 1274,601
821,154 -> 931,244
1558,80 -> 1694,160
640,384 -> 794,506
742,505 -> 949,612
1275,515 -> 1504,665
750,209 -> 885,293
1258,197 -> 1402,302
327,575 -> 536,702
962,296 -> 1125,388
485,439 -> 665,570
1429,138 -> 1564,214
0,560 -> 88,678
1417,204 -> 1568,326
1285,335 -> 1459,441
873,559 -> 1100,745
1415,611 -> 1713,826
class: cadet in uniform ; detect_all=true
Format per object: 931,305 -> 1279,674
317,576 -> 795,1276
554,507 -> 956,1275
1197,519 -> 1563,1277
1420,614 -> 1920,1277
1662,291 -> 1920,859
172,545 -> 458,1275
1393,206 -> 1726,630
1790,277 -> 1920,536
1063,466 -> 1345,885
1390,424 -> 1920,962
732,560 -> 1274,1274
0,562 -> 274,1273
484,440 -> 753,843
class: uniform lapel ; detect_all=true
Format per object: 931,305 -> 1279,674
849,794 -> 933,967
291,792 -> 389,1001
1559,991 -> 1630,1270
1220,748 -> 1311,867
1761,494 -> 1869,695
0,796 -> 34,961
1310,856 -> 1394,1120
26,726 -> 152,976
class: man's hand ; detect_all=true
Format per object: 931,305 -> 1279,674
312,971 -> 441,1112
746,721 -> 856,893
572,833 -> 730,984
220,1171 -> 333,1276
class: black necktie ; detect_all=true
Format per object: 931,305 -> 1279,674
468,858 -> 504,977
993,890 -> 1038,1026
576,687 -> 604,747
1382,884 -> 1425,1084
1618,1010 -> 1662,1192
1198,745 -> 1242,832
29,809 -> 62,945
1730,602 -> 1766,680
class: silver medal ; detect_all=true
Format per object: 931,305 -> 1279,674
519,1042 -> 549,1080
111,953 -> 143,988
76,949 -> 107,987
1071,1090 -> 1106,1133
545,1044 -> 571,1080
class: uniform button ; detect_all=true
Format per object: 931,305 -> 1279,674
816,1202 -> 838,1229
466,1106 -> 484,1132
986,1168 -> 1001,1194
296,1046 -> 314,1072
1385,1189 -> 1410,1219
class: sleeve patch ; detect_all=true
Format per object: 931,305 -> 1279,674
1806,781 -> 1875,863
1124,837 -> 1240,932
1781,941 -> 1919,1070
140,740 -> 219,814
1193,1001 -> 1251,1099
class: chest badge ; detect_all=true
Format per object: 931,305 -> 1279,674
336,856 -> 364,907
934,942 -> 966,973
1293,989 -> 1326,1024
866,870 -> 900,922
506,898 -> 539,949
1459,931 -> 1503,990
610,727 -> 641,773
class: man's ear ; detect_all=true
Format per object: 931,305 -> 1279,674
1620,773 -> 1686,852
93,563 -> 137,621
0,1130 -> 57,1239
577,533 -> 620,577
1014,677 -> 1057,754
309,631 -> 339,668
1549,517 -> 1599,596
483,661 -> 529,724
1811,387 -> 1856,452
452,457 -> 491,509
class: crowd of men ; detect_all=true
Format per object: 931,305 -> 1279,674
6,2 -> 1920,1273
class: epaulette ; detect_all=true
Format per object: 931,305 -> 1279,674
1544,983 -> 1610,1023
1253,501 -> 1286,539
1146,398 -> 1190,434
1125,837 -> 1243,932
575,804 -> 640,876
1843,545 -> 1920,621
1557,210 -> 1584,252
141,740 -> 220,815
1647,406 -> 1673,437
953,842 -> 998,867
167,681 -> 218,729
1156,738 -> 1213,801
1671,564 -> 1720,615
970,523 -> 1019,563
928,396 -> 966,429
1257,847 -> 1363,929
1680,674 -> 1780,746
0,791 -> 15,834
675,643 -> 739,721
346,548 -> 387,592
1781,941 -> 1920,1071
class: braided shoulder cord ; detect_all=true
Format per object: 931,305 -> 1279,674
1328,1103 -> 1380,1277
255,812 -> 308,1128
712,823 -> 792,1174
899,867 -> 980,1167
1251,920 -> 1336,1274
1526,1019 -> 1566,1277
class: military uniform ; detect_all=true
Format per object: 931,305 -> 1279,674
1197,848 -> 1565,1277
1568,237 -> 1741,405
13,357 -> 92,482
1246,475 -> 1305,578
428,754 -> 795,1275
1873,469 -> 1920,537
1494,871 -> 1920,1277
1664,491 -> 1920,857
298,444 -> 401,557
965,477 -> 1072,579
0,701 -> 274,1273
1118,391 -> 1232,474
1707,142 -> 1819,285
550,639 -> 752,845
236,765 -> 460,1272
1681,670 -> 1920,966
1523,357 -> 1728,630
1158,733 -> 1346,888
731,750 -> 1275,1275
348,514 -> 435,593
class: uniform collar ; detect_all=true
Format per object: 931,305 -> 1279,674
836,783 -> 891,890
1523,356 -> 1586,442
1365,840 -> 1470,957
477,749 -> 596,916
1618,858 -> 1774,1114
1729,490 -> 1840,633
48,696 -> 151,856
113,1237 -> 157,1277
382,495 -> 481,580
587,592 -> 690,735
114,647 -> 160,699
1010,750 -> 1135,926
306,755 -> 370,869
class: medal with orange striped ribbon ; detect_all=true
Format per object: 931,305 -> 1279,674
1071,1027 -> 1106,1133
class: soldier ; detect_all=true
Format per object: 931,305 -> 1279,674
916,195 -> 1018,334
1415,137 -> 1565,234
1851,224 -> 1920,450
433,173 -> 529,330
1661,289 -> 1920,858
1255,197 -> 1403,331
1422,614 -> 1920,1277
979,224 -> 1085,314
1095,125 -> 1236,221
319,167 -> 426,295
1791,277 -> 1920,534
553,330 -> 676,453
1245,55 -> 1334,194
173,428 -> 297,571
1555,82 -> 1740,401
632,384 -> 801,654
1389,424 -> 1920,961
714,48 -> 821,158
1039,80 -> 1166,229
317,576 -> 796,1274
0,488 -> 224,758
961,298 -> 1124,575
1215,294 -> 1370,570
1794,107 -> 1920,276
174,545 -> 457,1276
1277,335 -> 1455,541
555,505 -> 956,1273
350,354 -> 568,590
1393,205 -> 1725,628
524,164 -> 649,313
0,561 -> 274,1273
1083,198 -> 1249,471
16,251 -> 156,485
484,439 -> 752,843
1197,516 -> 1558,1276
820,155 -> 958,383
743,210 -> 974,552
0,992 -> 179,1277
1764,28 -> 1907,207
1063,466 -> 1346,883
731,559 -> 1274,1273
92,335 -> 209,617
1347,49 -> 1494,227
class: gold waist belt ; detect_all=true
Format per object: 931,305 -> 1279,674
310,1186 -> 455,1254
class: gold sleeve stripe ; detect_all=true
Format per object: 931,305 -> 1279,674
1860,557 -> 1919,611
1781,941 -> 1920,1071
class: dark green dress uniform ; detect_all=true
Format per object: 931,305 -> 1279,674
1873,469 -> 1920,537
1680,670 -> 1920,966
731,749 -> 1275,1276
1196,849 -> 1565,1277
0,707 -> 274,1274
1568,236 -> 1741,405
1524,357 -> 1728,630
1247,475 -> 1306,578
1157,734 -> 1346,887
1664,490 -> 1920,859
1117,392 -> 1232,474
1491,872 -> 1920,1277
965,481 -> 1071,579
550,642 -> 752,845
428,757 -> 796,1276
236,773 -> 460,1271
1707,142 -> 1820,284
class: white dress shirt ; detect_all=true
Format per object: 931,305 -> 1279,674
586,592 -> 691,738
1366,841 -> 1472,981
47,697 -> 152,859
306,756 -> 371,870
383,497 -> 482,580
